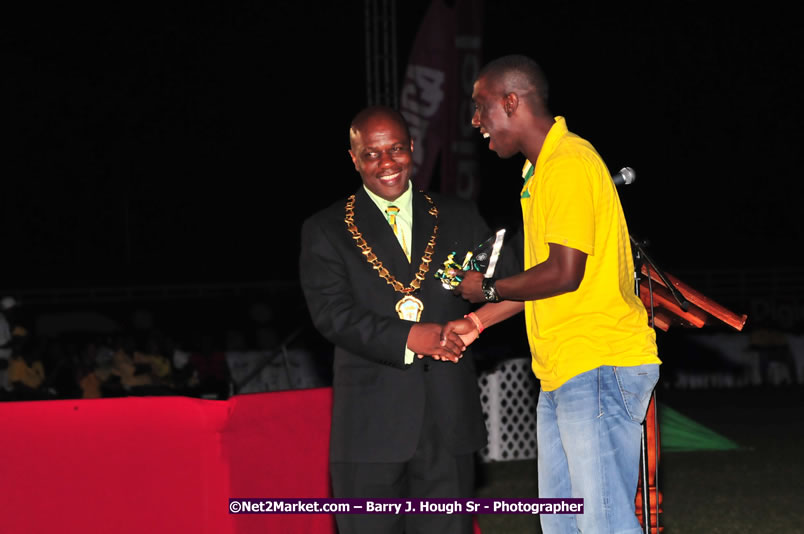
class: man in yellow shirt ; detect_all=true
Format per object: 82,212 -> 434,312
443,55 -> 661,534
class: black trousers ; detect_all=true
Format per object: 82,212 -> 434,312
330,408 -> 476,534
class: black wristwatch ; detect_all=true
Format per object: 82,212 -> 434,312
481,277 -> 501,303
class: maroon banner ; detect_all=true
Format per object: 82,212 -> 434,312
400,0 -> 484,199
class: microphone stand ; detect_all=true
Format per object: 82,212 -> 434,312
631,235 -> 687,534
631,235 -> 690,312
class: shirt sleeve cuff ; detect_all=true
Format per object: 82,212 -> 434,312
404,347 -> 415,365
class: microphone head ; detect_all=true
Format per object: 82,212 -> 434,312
619,167 -> 636,185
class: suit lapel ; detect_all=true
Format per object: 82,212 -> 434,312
352,188 -> 410,280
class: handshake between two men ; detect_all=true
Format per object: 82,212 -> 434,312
407,228 -> 517,363
406,270 -> 521,364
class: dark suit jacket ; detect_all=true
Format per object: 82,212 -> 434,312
299,187 -> 492,463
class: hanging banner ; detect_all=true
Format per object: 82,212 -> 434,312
399,0 -> 484,199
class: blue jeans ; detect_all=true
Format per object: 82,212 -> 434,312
537,364 -> 659,534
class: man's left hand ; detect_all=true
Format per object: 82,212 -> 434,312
453,270 -> 486,303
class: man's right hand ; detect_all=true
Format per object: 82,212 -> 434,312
440,318 -> 479,350
408,322 -> 465,363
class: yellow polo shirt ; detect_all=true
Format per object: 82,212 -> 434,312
521,117 -> 659,391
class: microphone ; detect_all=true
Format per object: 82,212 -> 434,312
612,167 -> 636,186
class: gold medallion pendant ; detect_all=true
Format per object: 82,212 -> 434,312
395,295 -> 424,322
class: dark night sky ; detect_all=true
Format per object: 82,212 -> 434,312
4,1 -> 803,290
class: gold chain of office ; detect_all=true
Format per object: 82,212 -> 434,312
344,193 -> 439,294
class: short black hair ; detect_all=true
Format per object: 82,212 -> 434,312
478,54 -> 549,105
349,105 -> 411,147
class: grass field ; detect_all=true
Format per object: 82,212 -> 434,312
474,385 -> 804,534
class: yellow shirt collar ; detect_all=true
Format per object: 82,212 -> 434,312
521,116 -> 568,198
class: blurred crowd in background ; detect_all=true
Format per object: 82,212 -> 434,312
2,290 -> 801,403
0,293 -> 333,402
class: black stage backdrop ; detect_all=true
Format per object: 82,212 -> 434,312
4,1 -> 802,289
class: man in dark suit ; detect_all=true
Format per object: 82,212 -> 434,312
299,106 -> 495,534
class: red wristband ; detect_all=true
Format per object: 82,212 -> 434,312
464,312 -> 484,334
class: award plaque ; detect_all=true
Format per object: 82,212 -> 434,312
434,228 -> 506,290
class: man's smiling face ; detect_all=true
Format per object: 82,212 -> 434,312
471,75 -> 520,159
349,112 -> 414,202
